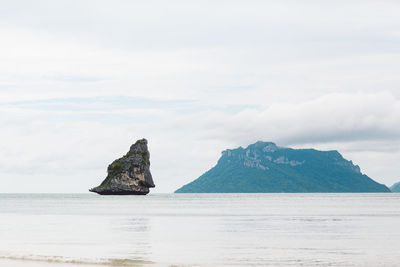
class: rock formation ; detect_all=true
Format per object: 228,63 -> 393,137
90,139 -> 155,195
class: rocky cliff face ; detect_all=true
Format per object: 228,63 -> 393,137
90,139 -> 155,195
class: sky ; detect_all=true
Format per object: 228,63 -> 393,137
1,0 -> 400,193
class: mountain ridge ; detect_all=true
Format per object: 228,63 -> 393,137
175,141 -> 389,193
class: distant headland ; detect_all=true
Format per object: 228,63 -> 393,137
391,182 -> 400,192
175,141 -> 390,193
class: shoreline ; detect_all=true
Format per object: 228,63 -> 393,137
0,257 -> 155,267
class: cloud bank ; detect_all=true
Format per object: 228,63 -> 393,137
1,92 -> 399,192
0,0 -> 400,192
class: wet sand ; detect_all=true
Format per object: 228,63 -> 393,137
0,258 -> 156,267
0,258 -> 105,267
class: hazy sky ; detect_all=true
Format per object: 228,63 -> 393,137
1,0 -> 400,192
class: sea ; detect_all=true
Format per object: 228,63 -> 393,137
0,193 -> 399,266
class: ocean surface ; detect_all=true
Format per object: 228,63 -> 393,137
0,193 -> 399,266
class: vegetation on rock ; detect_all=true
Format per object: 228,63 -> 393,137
90,138 -> 155,195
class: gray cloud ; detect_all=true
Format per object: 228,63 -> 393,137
1,0 -> 400,192
1,92 -> 400,192
195,92 -> 400,145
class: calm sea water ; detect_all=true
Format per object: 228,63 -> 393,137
0,193 -> 399,266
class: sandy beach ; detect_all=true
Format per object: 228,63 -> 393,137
0,257 -> 157,267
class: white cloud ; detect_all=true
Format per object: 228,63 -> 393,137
1,0 -> 400,192
2,92 -> 399,192
173,92 -> 400,146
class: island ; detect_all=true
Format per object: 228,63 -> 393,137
390,182 -> 400,192
90,138 -> 155,195
175,141 -> 390,193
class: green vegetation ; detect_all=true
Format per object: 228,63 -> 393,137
140,150 -> 148,164
96,159 -> 125,190
108,159 -> 124,177
175,141 -> 390,193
